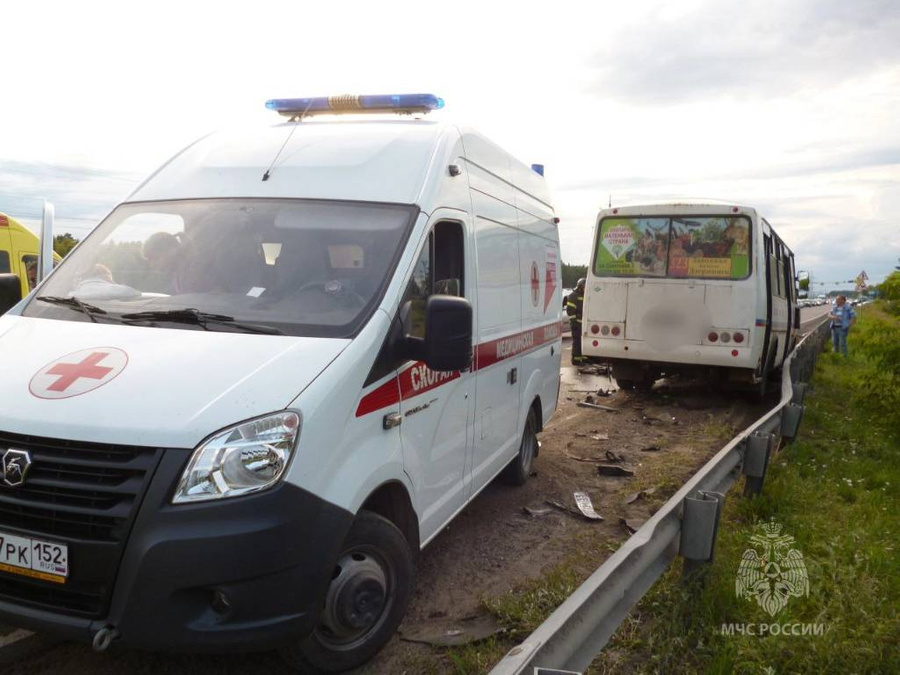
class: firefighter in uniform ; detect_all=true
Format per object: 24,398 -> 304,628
566,278 -> 586,364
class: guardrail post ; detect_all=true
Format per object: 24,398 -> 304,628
791,382 -> 809,405
680,491 -> 724,581
780,403 -> 804,442
743,432 -> 774,496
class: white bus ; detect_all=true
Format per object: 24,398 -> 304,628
582,203 -> 798,394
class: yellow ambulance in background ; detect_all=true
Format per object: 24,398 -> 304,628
0,211 -> 62,299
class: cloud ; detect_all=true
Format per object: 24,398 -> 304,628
555,144 -> 900,193
586,0 -> 900,104
0,159 -> 140,237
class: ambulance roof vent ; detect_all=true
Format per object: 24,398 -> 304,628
265,93 -> 445,119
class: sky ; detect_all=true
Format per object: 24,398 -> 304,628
1,0 -> 898,291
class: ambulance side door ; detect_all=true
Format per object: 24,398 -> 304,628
398,217 -> 474,545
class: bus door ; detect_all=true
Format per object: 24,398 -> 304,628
761,232 -> 773,371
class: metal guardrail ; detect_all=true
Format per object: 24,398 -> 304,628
490,319 -> 831,675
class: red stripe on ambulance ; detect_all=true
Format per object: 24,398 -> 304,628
355,320 -> 563,417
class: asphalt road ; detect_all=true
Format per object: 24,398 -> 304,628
799,303 -> 833,332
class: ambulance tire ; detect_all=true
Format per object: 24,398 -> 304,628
282,511 -> 415,673
502,407 -> 538,486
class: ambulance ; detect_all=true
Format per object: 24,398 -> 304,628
0,94 -> 562,672
0,212 -> 61,306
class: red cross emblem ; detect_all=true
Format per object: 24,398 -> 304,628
530,261 -> 540,307
30,347 -> 128,400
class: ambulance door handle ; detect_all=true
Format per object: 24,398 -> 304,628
383,412 -> 402,430
507,368 -> 518,385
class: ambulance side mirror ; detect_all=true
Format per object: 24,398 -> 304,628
401,295 -> 472,372
0,274 -> 23,315
423,295 -> 472,372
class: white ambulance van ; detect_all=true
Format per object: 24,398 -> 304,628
0,94 -> 562,671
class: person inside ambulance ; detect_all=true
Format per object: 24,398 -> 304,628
566,277 -> 586,364
142,231 -> 216,294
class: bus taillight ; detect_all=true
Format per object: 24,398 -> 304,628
733,332 -> 745,344
708,331 -> 719,342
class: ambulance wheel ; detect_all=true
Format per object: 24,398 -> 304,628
503,407 -> 538,486
282,511 -> 414,673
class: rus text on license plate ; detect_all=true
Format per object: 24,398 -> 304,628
0,530 -> 68,583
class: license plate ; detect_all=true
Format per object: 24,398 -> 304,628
0,530 -> 68,584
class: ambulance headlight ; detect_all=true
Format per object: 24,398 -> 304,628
173,412 -> 300,504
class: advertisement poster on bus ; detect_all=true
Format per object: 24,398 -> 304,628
594,216 -> 750,279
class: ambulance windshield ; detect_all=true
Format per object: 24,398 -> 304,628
24,199 -> 418,338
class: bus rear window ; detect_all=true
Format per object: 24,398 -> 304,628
593,215 -> 751,280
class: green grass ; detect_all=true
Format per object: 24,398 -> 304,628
591,305 -> 900,674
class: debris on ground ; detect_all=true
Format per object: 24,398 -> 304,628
545,498 -> 581,517
604,450 -> 626,463
640,444 -> 662,452
564,451 -> 603,463
573,492 -> 604,521
624,487 -> 657,504
522,505 -> 553,518
578,401 -> 618,412
592,433 -> 610,441
597,464 -> 635,477
399,614 -> 503,646
577,364 -> 611,376
619,517 -> 647,534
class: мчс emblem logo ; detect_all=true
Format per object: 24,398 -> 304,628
736,519 -> 809,616
1,449 -> 33,488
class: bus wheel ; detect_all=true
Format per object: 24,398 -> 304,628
615,379 -> 635,390
503,407 -> 538,486
282,511 -> 414,673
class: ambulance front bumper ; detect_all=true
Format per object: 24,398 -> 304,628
0,445 -> 354,652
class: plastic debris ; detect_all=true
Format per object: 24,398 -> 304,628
573,491 -> 604,521
619,517 -> 646,534
598,464 -> 635,477
399,614 -> 503,646
578,401 -> 618,412
522,505 -> 553,518
604,450 -> 626,463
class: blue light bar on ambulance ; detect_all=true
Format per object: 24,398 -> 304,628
265,93 -> 445,117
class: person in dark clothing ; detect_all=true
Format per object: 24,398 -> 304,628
566,278 -> 586,364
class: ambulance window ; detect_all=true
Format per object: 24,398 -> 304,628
403,221 -> 464,339
22,255 -> 38,291
434,222 -> 464,297
0,251 -> 9,274
405,236 -> 432,339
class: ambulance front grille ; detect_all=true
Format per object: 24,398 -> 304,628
0,430 -> 162,617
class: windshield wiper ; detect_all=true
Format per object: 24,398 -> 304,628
36,296 -> 108,323
119,308 -> 285,335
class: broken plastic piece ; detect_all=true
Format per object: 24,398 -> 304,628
573,492 -> 603,521
598,464 -> 635,477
